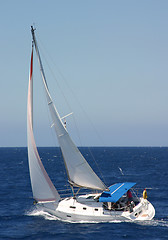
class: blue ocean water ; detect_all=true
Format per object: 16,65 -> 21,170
1,147 -> 168,239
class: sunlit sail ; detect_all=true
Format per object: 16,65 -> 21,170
27,43 -> 60,202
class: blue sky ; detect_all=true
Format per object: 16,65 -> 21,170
1,0 -> 168,147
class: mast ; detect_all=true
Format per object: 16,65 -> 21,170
31,26 -> 49,92
30,41 -> 34,128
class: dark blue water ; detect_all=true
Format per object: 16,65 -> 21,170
1,147 -> 168,239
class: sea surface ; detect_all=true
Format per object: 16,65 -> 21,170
1,147 -> 168,239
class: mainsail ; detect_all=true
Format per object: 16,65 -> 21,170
27,44 -> 60,202
31,27 -> 106,191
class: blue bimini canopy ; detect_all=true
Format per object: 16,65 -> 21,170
99,182 -> 136,203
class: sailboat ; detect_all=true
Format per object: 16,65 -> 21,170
27,26 -> 155,222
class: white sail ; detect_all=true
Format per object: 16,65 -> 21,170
32,28 -> 106,191
27,46 -> 60,202
47,94 -> 106,190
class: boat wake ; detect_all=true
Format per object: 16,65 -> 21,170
135,218 -> 168,228
26,208 -> 59,221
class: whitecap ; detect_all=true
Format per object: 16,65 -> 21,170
26,208 -> 59,221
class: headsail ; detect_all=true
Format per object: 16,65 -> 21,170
31,27 -> 106,191
27,43 -> 60,202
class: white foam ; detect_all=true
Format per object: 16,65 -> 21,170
135,219 -> 168,228
26,208 -> 59,221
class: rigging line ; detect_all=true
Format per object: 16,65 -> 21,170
36,35 -> 83,147
131,188 -> 139,200
36,38 -> 104,133
36,35 -> 107,185
37,36 -> 106,147
87,147 -> 107,186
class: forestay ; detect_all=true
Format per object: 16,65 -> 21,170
31,28 -> 106,191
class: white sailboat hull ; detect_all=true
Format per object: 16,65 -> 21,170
28,27 -> 155,223
38,195 -> 155,222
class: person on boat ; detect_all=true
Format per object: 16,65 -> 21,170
143,188 -> 147,199
127,190 -> 133,204
107,202 -> 112,210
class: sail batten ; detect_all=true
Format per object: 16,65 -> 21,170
31,27 -> 106,191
